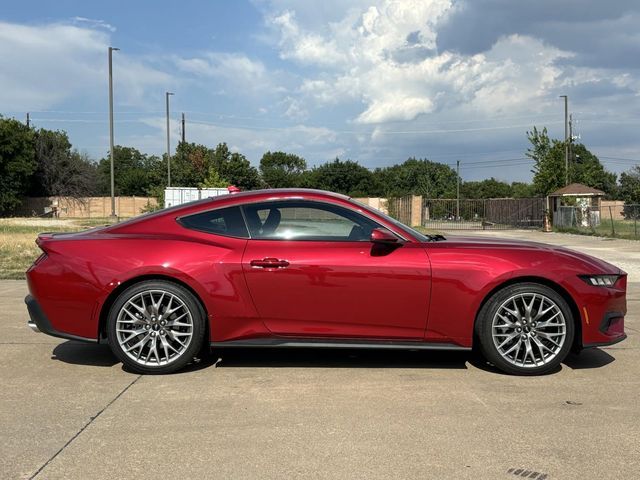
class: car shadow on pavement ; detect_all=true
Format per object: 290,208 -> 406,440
468,347 -> 616,375
50,341 -> 617,374
52,341 -> 119,367
563,348 -> 616,369
196,348 -> 471,370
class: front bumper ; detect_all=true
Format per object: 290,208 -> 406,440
25,295 -> 96,343
583,334 -> 627,348
583,311 -> 627,348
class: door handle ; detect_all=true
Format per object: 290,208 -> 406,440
250,258 -> 290,268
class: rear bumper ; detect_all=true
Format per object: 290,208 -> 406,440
25,295 -> 96,343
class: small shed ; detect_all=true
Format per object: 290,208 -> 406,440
548,183 -> 605,228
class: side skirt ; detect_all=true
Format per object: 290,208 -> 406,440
210,338 -> 470,351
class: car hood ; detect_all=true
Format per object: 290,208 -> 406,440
438,235 -> 623,274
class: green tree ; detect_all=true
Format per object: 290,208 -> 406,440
510,182 -> 537,198
171,142 -> 214,187
259,151 -> 307,188
460,178 -> 512,199
619,166 -> 640,218
303,158 -> 377,197
97,146 -> 161,196
527,127 -> 616,196
374,158 -> 457,198
211,143 -> 261,190
29,129 -> 97,198
569,144 -> 617,196
200,166 -> 228,188
527,127 -> 564,195
0,117 -> 36,212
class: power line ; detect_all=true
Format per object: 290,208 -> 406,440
6,109 -> 565,124
462,161 -> 533,170
599,156 -> 640,163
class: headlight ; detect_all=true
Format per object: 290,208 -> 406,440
579,274 -> 620,287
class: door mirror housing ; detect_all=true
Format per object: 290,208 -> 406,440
370,228 -> 401,244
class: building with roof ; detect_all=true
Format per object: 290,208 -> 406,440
548,183 -> 605,228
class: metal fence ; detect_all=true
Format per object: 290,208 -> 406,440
556,204 -> 640,239
418,198 -> 545,230
387,196 -> 413,226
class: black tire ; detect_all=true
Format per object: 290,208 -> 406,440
107,280 -> 206,374
475,282 -> 575,375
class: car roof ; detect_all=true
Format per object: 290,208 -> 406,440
224,188 -> 351,201
101,189 -> 353,231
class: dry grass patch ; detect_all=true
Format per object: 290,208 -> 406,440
0,217 -> 118,280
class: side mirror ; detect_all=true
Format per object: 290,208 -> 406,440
370,227 -> 400,244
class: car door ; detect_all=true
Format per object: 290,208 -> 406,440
241,200 -> 431,339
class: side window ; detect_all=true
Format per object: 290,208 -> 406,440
243,201 -> 378,241
178,206 -> 249,238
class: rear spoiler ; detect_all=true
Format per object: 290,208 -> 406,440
35,232 -> 78,252
35,233 -> 57,253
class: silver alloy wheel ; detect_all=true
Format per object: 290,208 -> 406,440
491,293 -> 567,368
116,289 -> 194,366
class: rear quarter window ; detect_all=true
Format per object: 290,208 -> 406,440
178,206 -> 248,238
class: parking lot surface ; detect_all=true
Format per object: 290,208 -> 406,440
1,230 -> 638,480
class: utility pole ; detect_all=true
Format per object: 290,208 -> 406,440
456,160 -> 460,220
108,46 -> 120,220
181,112 -> 186,143
569,114 -> 573,139
569,114 -> 573,163
166,92 -> 174,187
559,95 -> 568,185
26,112 -> 30,128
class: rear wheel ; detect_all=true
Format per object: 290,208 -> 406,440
476,283 -> 574,375
107,280 -> 205,374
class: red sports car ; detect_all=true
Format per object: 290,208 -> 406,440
25,189 -> 626,375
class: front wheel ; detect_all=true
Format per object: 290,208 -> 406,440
107,280 -> 206,374
476,283 -> 574,375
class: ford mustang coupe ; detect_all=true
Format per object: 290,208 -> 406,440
25,189 -> 626,375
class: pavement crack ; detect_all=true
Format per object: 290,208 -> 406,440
29,375 -> 142,479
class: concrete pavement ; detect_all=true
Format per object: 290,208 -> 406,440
1,230 -> 638,479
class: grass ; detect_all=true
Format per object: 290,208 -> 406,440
0,217 -> 120,280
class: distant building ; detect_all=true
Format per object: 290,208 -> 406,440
164,187 -> 229,208
548,183 -> 605,228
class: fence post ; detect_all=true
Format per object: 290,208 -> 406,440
608,206 -> 615,237
410,195 -> 422,227
635,205 -> 638,239
483,199 -> 487,228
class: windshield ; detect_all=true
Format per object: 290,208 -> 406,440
350,199 -> 432,242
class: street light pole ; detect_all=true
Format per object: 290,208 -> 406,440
456,160 -> 460,220
559,95 -> 568,186
108,46 -> 120,220
166,92 -> 174,187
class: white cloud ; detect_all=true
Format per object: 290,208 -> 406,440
265,1 -> 580,125
0,21 -> 172,110
359,95 -> 433,123
282,96 -> 308,119
253,0 -> 640,178
173,51 -> 293,100
134,114 -> 339,163
176,52 -> 266,81
72,16 -> 116,32
271,10 -> 347,66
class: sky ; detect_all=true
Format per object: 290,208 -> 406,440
1,0 -> 639,182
